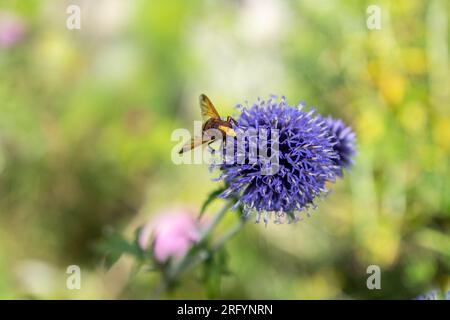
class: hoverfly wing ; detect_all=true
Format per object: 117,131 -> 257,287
178,136 -> 215,154
199,94 -> 221,120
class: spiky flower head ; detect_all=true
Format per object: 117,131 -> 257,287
212,96 -> 341,224
415,289 -> 450,300
323,116 -> 357,176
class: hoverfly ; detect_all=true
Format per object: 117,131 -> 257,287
178,94 -> 238,154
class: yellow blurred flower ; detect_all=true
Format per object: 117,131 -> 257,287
366,60 -> 380,82
356,109 -> 385,144
401,48 -> 427,75
33,31 -> 81,78
378,70 -> 406,105
295,270 -> 340,299
362,224 -> 400,267
399,102 -> 427,134
433,116 -> 450,151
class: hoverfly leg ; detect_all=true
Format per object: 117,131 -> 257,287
207,139 -> 217,155
227,116 -> 238,126
208,138 -> 227,158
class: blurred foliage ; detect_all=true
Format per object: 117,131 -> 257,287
0,0 -> 449,299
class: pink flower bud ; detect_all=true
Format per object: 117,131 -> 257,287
139,208 -> 203,262
0,12 -> 25,48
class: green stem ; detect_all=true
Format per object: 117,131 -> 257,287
165,199 -> 233,284
199,199 -> 233,240
181,219 -> 245,272
212,220 -> 244,250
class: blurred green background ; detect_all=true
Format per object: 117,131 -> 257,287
0,0 -> 449,299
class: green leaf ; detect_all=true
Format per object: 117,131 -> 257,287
102,249 -> 123,270
199,187 -> 225,219
132,227 -> 147,260
96,231 -> 145,270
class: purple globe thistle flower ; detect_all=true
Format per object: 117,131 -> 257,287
415,290 -> 438,300
323,116 -> 357,177
212,96 -> 340,224
415,289 -> 450,300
